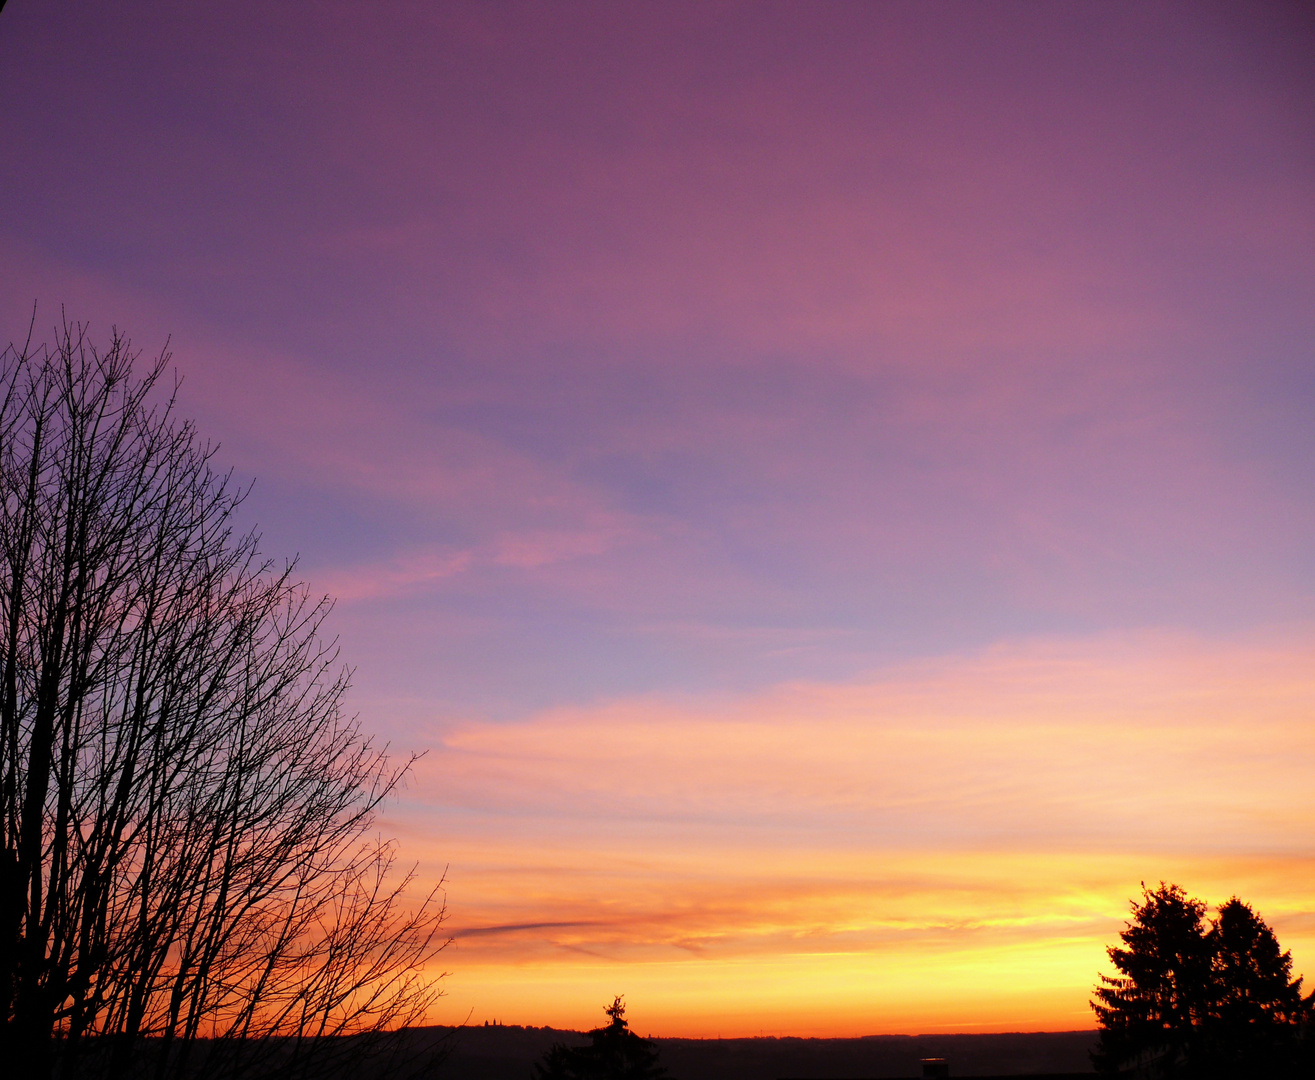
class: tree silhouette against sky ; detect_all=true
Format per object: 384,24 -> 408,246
1093,882 -> 1311,1077
534,997 -> 667,1080
0,322 -> 447,1080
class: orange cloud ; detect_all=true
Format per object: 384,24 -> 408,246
395,630 -> 1315,1035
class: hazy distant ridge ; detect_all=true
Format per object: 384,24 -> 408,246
430,1026 -> 1097,1078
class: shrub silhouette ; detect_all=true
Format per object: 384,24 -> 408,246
1093,882 -> 1312,1077
534,997 -> 667,1080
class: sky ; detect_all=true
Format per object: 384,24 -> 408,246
2,0 -> 1314,1037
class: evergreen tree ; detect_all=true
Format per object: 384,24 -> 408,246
1092,883 -> 1313,1077
1200,898 -> 1307,1076
1092,883 -> 1212,1076
534,997 -> 667,1080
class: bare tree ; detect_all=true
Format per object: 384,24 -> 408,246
0,319 -> 448,1080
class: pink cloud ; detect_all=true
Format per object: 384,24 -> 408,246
386,628 -> 1315,1033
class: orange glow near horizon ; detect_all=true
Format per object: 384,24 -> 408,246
420,848 -> 1315,1037
393,630 -> 1315,1037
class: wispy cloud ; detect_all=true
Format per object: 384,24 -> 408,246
398,629 -> 1315,1033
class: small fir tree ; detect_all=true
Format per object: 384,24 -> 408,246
534,997 -> 667,1080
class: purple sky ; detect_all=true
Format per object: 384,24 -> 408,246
3,1 -> 1314,1033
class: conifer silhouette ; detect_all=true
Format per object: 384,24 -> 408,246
534,997 -> 667,1080
1092,883 -> 1313,1077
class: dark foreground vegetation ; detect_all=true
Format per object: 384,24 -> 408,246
429,1022 -> 1097,1079
535,998 -> 666,1078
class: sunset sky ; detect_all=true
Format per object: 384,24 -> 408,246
2,0 -> 1314,1037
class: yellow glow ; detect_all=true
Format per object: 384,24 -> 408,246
393,630 -> 1315,1036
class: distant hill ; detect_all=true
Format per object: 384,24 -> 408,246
424,1025 -> 1097,1078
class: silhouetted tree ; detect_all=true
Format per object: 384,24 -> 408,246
1092,882 -> 1311,1078
1200,898 -> 1308,1076
534,997 -> 667,1080
1092,883 -> 1211,1076
0,321 -> 448,1080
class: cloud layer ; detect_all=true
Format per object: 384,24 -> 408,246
406,631 -> 1315,1033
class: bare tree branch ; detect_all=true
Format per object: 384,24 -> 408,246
0,320 -> 448,1080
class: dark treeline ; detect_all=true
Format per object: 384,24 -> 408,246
429,1023 -> 1098,1079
